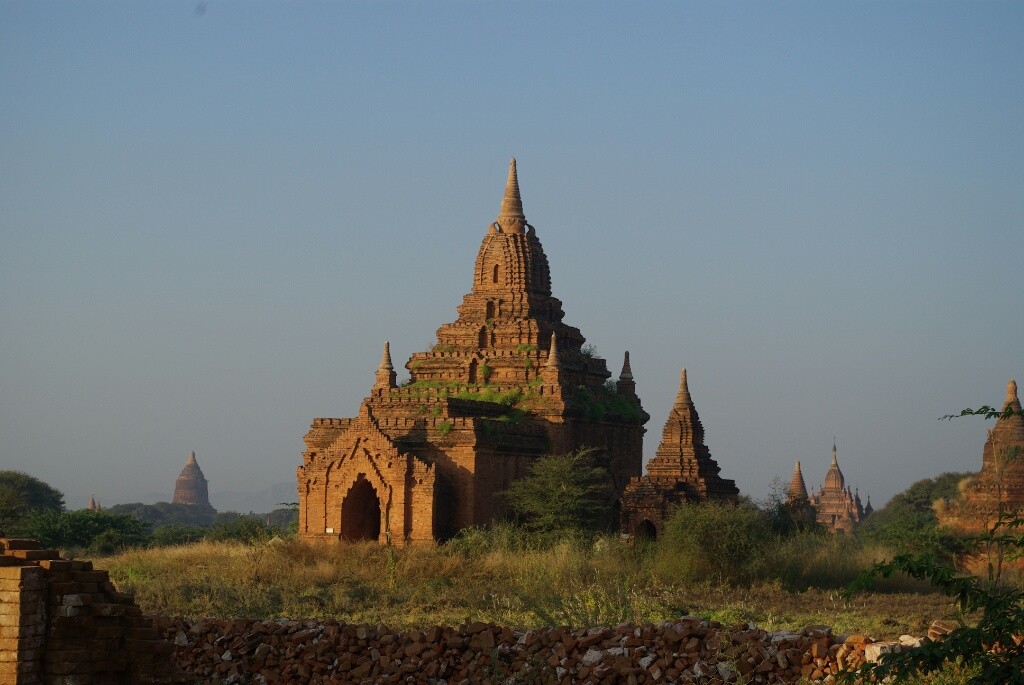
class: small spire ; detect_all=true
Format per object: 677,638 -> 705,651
188,450 -> 197,465
375,340 -> 397,389
1007,379 -> 1018,405
831,440 -> 838,465
619,351 -> 633,381
674,368 -> 691,406
496,158 -> 526,233
546,332 -> 560,368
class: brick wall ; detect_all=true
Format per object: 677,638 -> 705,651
0,538 -> 181,685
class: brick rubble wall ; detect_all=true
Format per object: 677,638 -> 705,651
0,538 -> 182,685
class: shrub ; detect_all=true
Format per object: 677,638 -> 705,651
15,509 -> 148,552
505,449 -> 613,534
654,500 -> 772,585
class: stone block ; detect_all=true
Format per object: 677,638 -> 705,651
0,539 -> 41,551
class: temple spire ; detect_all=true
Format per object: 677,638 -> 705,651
675,368 -> 692,407
496,158 -> 526,233
546,332 -> 560,368
1007,379 -> 1020,409
375,341 -> 397,389
831,439 -> 838,466
188,450 -> 197,465
788,460 -> 809,504
617,351 -> 636,396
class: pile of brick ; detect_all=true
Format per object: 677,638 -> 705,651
0,538 -> 180,685
154,615 -> 880,684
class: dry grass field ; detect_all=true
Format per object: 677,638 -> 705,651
89,534 -> 960,642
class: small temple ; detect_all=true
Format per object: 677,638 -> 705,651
620,368 -> 739,538
808,442 -> 866,533
297,160 -> 651,544
939,379 -> 1024,532
173,450 -> 212,508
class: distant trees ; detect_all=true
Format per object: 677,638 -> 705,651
858,471 -> 970,557
0,470 -> 65,530
17,509 -> 149,553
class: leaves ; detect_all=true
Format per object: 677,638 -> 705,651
505,448 -> 613,534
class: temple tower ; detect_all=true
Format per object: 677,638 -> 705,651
787,460 -> 809,505
173,450 -> 211,507
809,442 -> 864,533
620,368 -> 738,538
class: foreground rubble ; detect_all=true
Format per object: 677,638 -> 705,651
154,615 -> 890,684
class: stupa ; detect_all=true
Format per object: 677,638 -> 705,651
173,450 -> 211,508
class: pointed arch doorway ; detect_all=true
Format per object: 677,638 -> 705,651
342,475 -> 382,542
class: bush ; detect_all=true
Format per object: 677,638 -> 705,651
505,449 -> 613,534
654,500 -> 773,585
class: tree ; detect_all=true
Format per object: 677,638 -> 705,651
16,509 -> 148,552
505,448 -> 613,534
0,470 -> 64,529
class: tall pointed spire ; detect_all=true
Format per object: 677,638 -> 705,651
788,460 -> 809,504
619,351 -> 633,380
617,351 -> 636,396
496,158 -> 526,233
188,450 -> 197,465
375,341 -> 397,389
831,439 -> 838,466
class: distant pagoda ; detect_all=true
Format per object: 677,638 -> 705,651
809,442 -> 865,533
173,450 -> 211,508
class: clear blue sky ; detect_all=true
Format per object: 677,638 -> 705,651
2,1 -> 1021,512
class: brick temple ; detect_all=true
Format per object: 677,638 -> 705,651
620,369 -> 739,537
297,160 -> 658,544
939,379 -> 1024,532
802,442 -> 868,533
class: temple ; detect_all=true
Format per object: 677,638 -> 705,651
620,369 -> 739,538
787,460 -> 809,506
297,160 -> 650,544
808,442 -> 866,533
173,450 -> 212,508
939,379 -> 1024,532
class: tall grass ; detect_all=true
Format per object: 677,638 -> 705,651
91,514 -> 957,638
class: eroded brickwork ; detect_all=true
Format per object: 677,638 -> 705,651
172,451 -> 211,509
0,538 -> 179,685
940,379 -> 1024,532
297,160 -> 649,544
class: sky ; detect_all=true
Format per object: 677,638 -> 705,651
1,1 -> 1021,513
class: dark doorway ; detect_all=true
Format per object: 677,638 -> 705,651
637,519 -> 657,540
468,358 -> 478,384
342,475 -> 381,542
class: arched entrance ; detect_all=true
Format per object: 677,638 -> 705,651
637,519 -> 657,540
341,475 -> 381,542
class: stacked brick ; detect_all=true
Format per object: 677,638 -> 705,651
0,538 -> 181,685
154,615 -> 878,684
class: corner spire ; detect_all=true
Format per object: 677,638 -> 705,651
496,158 -> 526,233
546,332 -> 560,368
375,340 -> 397,389
617,350 -> 636,396
619,351 -> 633,381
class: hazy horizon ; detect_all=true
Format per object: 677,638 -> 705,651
2,2 -> 1021,513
